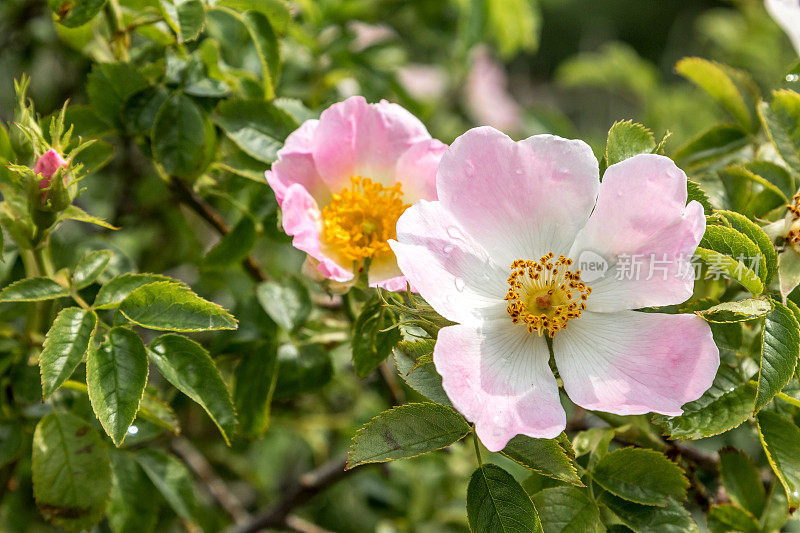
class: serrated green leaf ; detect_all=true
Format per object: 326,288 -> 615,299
674,124 -> 749,168
204,216 -> 256,268
687,179 -> 713,214
676,58 -> 755,131
108,451 -> 160,533
718,210 -> 778,284
652,365 -> 754,439
696,224 -> 765,294
120,281 -> 237,331
745,160 -> 796,199
719,448 -> 766,517
86,63 -> 148,127
467,463 -> 543,533
696,298 -> 773,323
353,295 -> 401,378
32,412 -> 111,532
94,273 -> 174,309
500,435 -> 582,486
48,0 -> 106,28
592,448 -> 687,506
393,339 -> 451,406
87,327 -> 149,447
720,165 -> 787,218
148,334 -> 237,444
755,301 -> 800,412
40,307 -> 97,399
533,486 -> 602,533
137,393 -> 180,434
256,278 -> 311,332
346,402 -> 469,468
213,99 -> 297,163
273,343 -> 333,399
758,90 -> 800,174
136,449 -> 200,524
605,120 -> 655,168
599,492 -> 698,533
234,343 -> 277,438
72,249 -> 112,288
0,277 -> 69,302
177,0 -> 205,42
707,504 -> 760,533
152,94 -> 214,178
757,411 -> 800,511
242,11 -> 280,98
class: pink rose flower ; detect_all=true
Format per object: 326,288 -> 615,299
266,96 -> 447,290
34,149 -> 69,190
389,127 -> 719,451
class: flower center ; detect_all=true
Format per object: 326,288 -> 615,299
504,253 -> 592,336
321,176 -> 410,264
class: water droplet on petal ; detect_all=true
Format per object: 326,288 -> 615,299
454,277 -> 466,292
443,244 -> 454,255
515,168 -> 524,175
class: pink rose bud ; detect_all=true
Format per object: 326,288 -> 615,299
34,149 -> 69,190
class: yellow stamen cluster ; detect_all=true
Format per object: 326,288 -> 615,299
505,253 -> 591,337
788,193 -> 800,247
321,175 -> 409,263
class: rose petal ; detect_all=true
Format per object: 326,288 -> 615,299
553,310 -> 719,416
390,200 -> 509,325
766,0 -> 800,55
394,138 -> 447,202
266,119 -> 331,205
569,154 -> 705,312
437,127 -> 599,268
434,320 -> 566,452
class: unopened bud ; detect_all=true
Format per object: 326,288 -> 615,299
33,149 -> 69,190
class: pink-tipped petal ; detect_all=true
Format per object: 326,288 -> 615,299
569,154 -> 705,312
437,127 -> 599,267
266,119 -> 330,205
281,184 -> 353,282
434,321 -> 566,452
394,138 -> 447,201
312,96 -> 431,187
554,311 -> 719,416
390,200 -> 509,325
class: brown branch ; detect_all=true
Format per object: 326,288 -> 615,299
226,455 -> 358,533
285,515 -> 334,533
169,178 -> 268,282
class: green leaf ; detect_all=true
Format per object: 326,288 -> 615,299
652,366 -> 755,439
137,393 -> 180,434
673,124 -> 749,168
676,58 -> 755,131
758,90 -> 800,174
213,0 -> 291,33
592,447 -> 688,506
72,249 -> 113,288
745,160 -> 796,199
273,343 -> 333,399
152,94 -> 214,178
242,11 -> 280,98
204,216 -> 256,268
599,492 -> 698,533
780,248 -> 800,302
48,0 -> 106,27
757,411 -> 800,511
718,210 -> 778,284
87,327 -> 149,447
696,224 -> 765,294
719,448 -> 766,517
755,301 -> 800,412
533,486 -> 602,533
720,165 -> 788,218
32,412 -> 111,532
136,449 -> 200,524
686,179 -> 713,214
255,278 -> 311,332
121,86 -> 170,137
467,463 -> 543,533
707,504 -> 760,533
86,63 -> 148,128
393,339 -> 451,406
177,0 -> 205,42
352,295 -> 401,378
234,343 -> 277,438
0,277 -> 69,302
605,120 -> 655,168
346,402 -> 470,468
500,435 -> 583,486
40,307 -> 97,399
108,451 -> 160,533
94,273 -> 174,309
213,99 -> 297,163
60,205 -> 119,230
696,298 -> 773,323
0,421 -> 23,467
148,334 -> 237,444
120,280 -> 237,331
